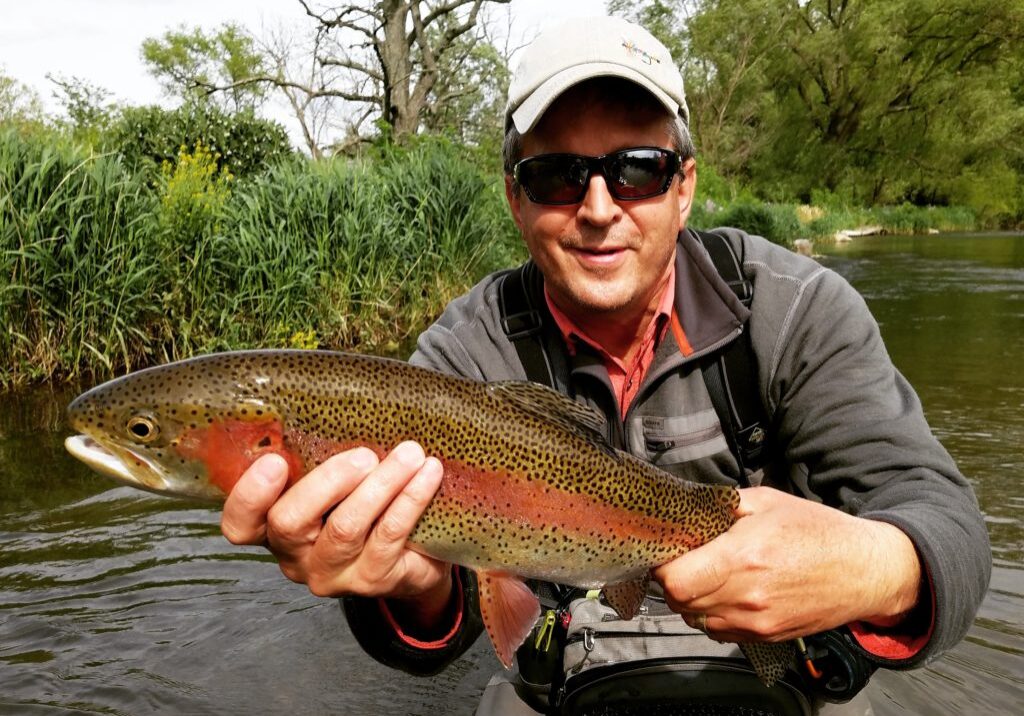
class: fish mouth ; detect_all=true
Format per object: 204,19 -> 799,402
64,434 -> 173,494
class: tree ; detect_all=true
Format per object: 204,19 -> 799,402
47,74 -> 120,145
420,11 -> 513,159
299,0 -> 511,140
141,23 -> 270,113
140,2 -> 511,155
0,70 -> 45,129
612,0 -> 1024,221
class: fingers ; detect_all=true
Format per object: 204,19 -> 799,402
315,441 -> 432,566
266,447 -> 380,556
221,453 -> 289,545
365,456 -> 444,564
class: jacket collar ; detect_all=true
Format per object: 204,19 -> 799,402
671,227 -> 749,358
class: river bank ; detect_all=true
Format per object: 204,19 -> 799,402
0,128 -> 989,388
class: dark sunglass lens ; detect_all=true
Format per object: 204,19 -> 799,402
520,156 -> 588,204
610,150 -> 675,199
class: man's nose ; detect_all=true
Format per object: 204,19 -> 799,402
577,173 -> 622,225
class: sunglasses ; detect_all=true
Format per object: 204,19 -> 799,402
513,147 -> 682,205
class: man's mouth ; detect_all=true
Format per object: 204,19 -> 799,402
570,245 -> 628,266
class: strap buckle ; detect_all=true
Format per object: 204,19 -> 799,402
501,309 -> 544,341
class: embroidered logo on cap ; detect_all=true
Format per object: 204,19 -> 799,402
621,38 -> 661,66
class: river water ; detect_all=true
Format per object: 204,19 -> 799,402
1,232 -> 1021,714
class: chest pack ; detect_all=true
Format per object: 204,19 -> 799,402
497,228 -> 770,481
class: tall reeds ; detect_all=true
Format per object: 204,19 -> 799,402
0,130 -> 520,386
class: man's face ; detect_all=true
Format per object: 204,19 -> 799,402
505,94 -> 697,324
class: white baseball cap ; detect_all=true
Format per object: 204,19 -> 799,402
506,15 -> 688,134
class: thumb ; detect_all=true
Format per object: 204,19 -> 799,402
221,452 -> 289,545
653,539 -> 730,606
733,485 -> 777,518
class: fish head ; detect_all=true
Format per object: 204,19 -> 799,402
65,356 -> 300,502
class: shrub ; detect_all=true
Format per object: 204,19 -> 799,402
108,103 -> 292,179
716,203 -> 791,245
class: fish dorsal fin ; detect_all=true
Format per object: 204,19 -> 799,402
476,570 -> 541,669
739,641 -> 795,687
488,381 -> 609,447
602,574 -> 651,620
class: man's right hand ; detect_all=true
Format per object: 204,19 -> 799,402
220,441 -> 453,627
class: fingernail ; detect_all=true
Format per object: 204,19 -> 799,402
420,457 -> 444,481
348,447 -> 378,470
394,441 -> 425,467
255,453 -> 287,484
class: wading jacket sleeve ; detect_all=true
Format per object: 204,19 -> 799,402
341,227 -> 991,676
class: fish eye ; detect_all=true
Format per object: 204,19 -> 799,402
126,415 -> 159,443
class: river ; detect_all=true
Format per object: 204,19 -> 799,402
1,232 -> 1021,714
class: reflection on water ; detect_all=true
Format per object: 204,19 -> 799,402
1,233 -> 1022,714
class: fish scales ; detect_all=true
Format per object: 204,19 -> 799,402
65,349 -> 793,684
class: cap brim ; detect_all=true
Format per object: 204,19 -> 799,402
509,62 -> 679,134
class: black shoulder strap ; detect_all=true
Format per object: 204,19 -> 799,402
498,261 -> 556,387
693,230 -> 769,476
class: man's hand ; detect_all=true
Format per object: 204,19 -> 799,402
652,486 -> 922,643
220,441 -> 453,628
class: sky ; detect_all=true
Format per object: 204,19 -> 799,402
0,0 -> 607,146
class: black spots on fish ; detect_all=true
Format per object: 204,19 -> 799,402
257,435 -> 272,448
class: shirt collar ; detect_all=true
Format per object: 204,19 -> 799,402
543,265 -> 677,365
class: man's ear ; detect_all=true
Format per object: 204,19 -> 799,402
505,175 -> 525,231
677,158 -> 698,227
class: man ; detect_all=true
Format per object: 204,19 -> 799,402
220,16 -> 989,715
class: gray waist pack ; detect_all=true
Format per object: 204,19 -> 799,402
555,597 -> 813,716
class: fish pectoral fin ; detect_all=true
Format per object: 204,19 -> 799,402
601,574 -> 650,620
476,570 -> 541,669
739,641 -> 795,687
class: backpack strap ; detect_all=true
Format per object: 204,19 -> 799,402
498,261 -> 557,388
693,230 -> 769,477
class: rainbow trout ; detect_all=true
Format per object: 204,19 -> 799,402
64,350 -> 793,685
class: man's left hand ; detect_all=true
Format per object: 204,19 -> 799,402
651,486 -> 922,643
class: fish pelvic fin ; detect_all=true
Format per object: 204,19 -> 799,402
602,574 -> 650,620
739,641 -> 795,687
476,570 -> 541,669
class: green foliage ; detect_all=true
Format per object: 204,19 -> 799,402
0,129 -> 520,385
212,136 -> 520,355
141,23 -> 269,112
424,36 -> 511,169
108,103 -> 292,179
0,127 -> 161,384
47,75 -> 119,146
0,70 -> 45,130
713,202 -> 793,245
618,0 -> 1024,226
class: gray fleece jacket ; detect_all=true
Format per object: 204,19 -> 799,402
342,226 -> 990,676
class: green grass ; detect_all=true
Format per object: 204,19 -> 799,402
0,129 -> 519,387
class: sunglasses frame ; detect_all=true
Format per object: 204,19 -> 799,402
513,147 -> 682,205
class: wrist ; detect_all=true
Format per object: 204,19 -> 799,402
858,519 -> 923,627
386,567 -> 456,638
